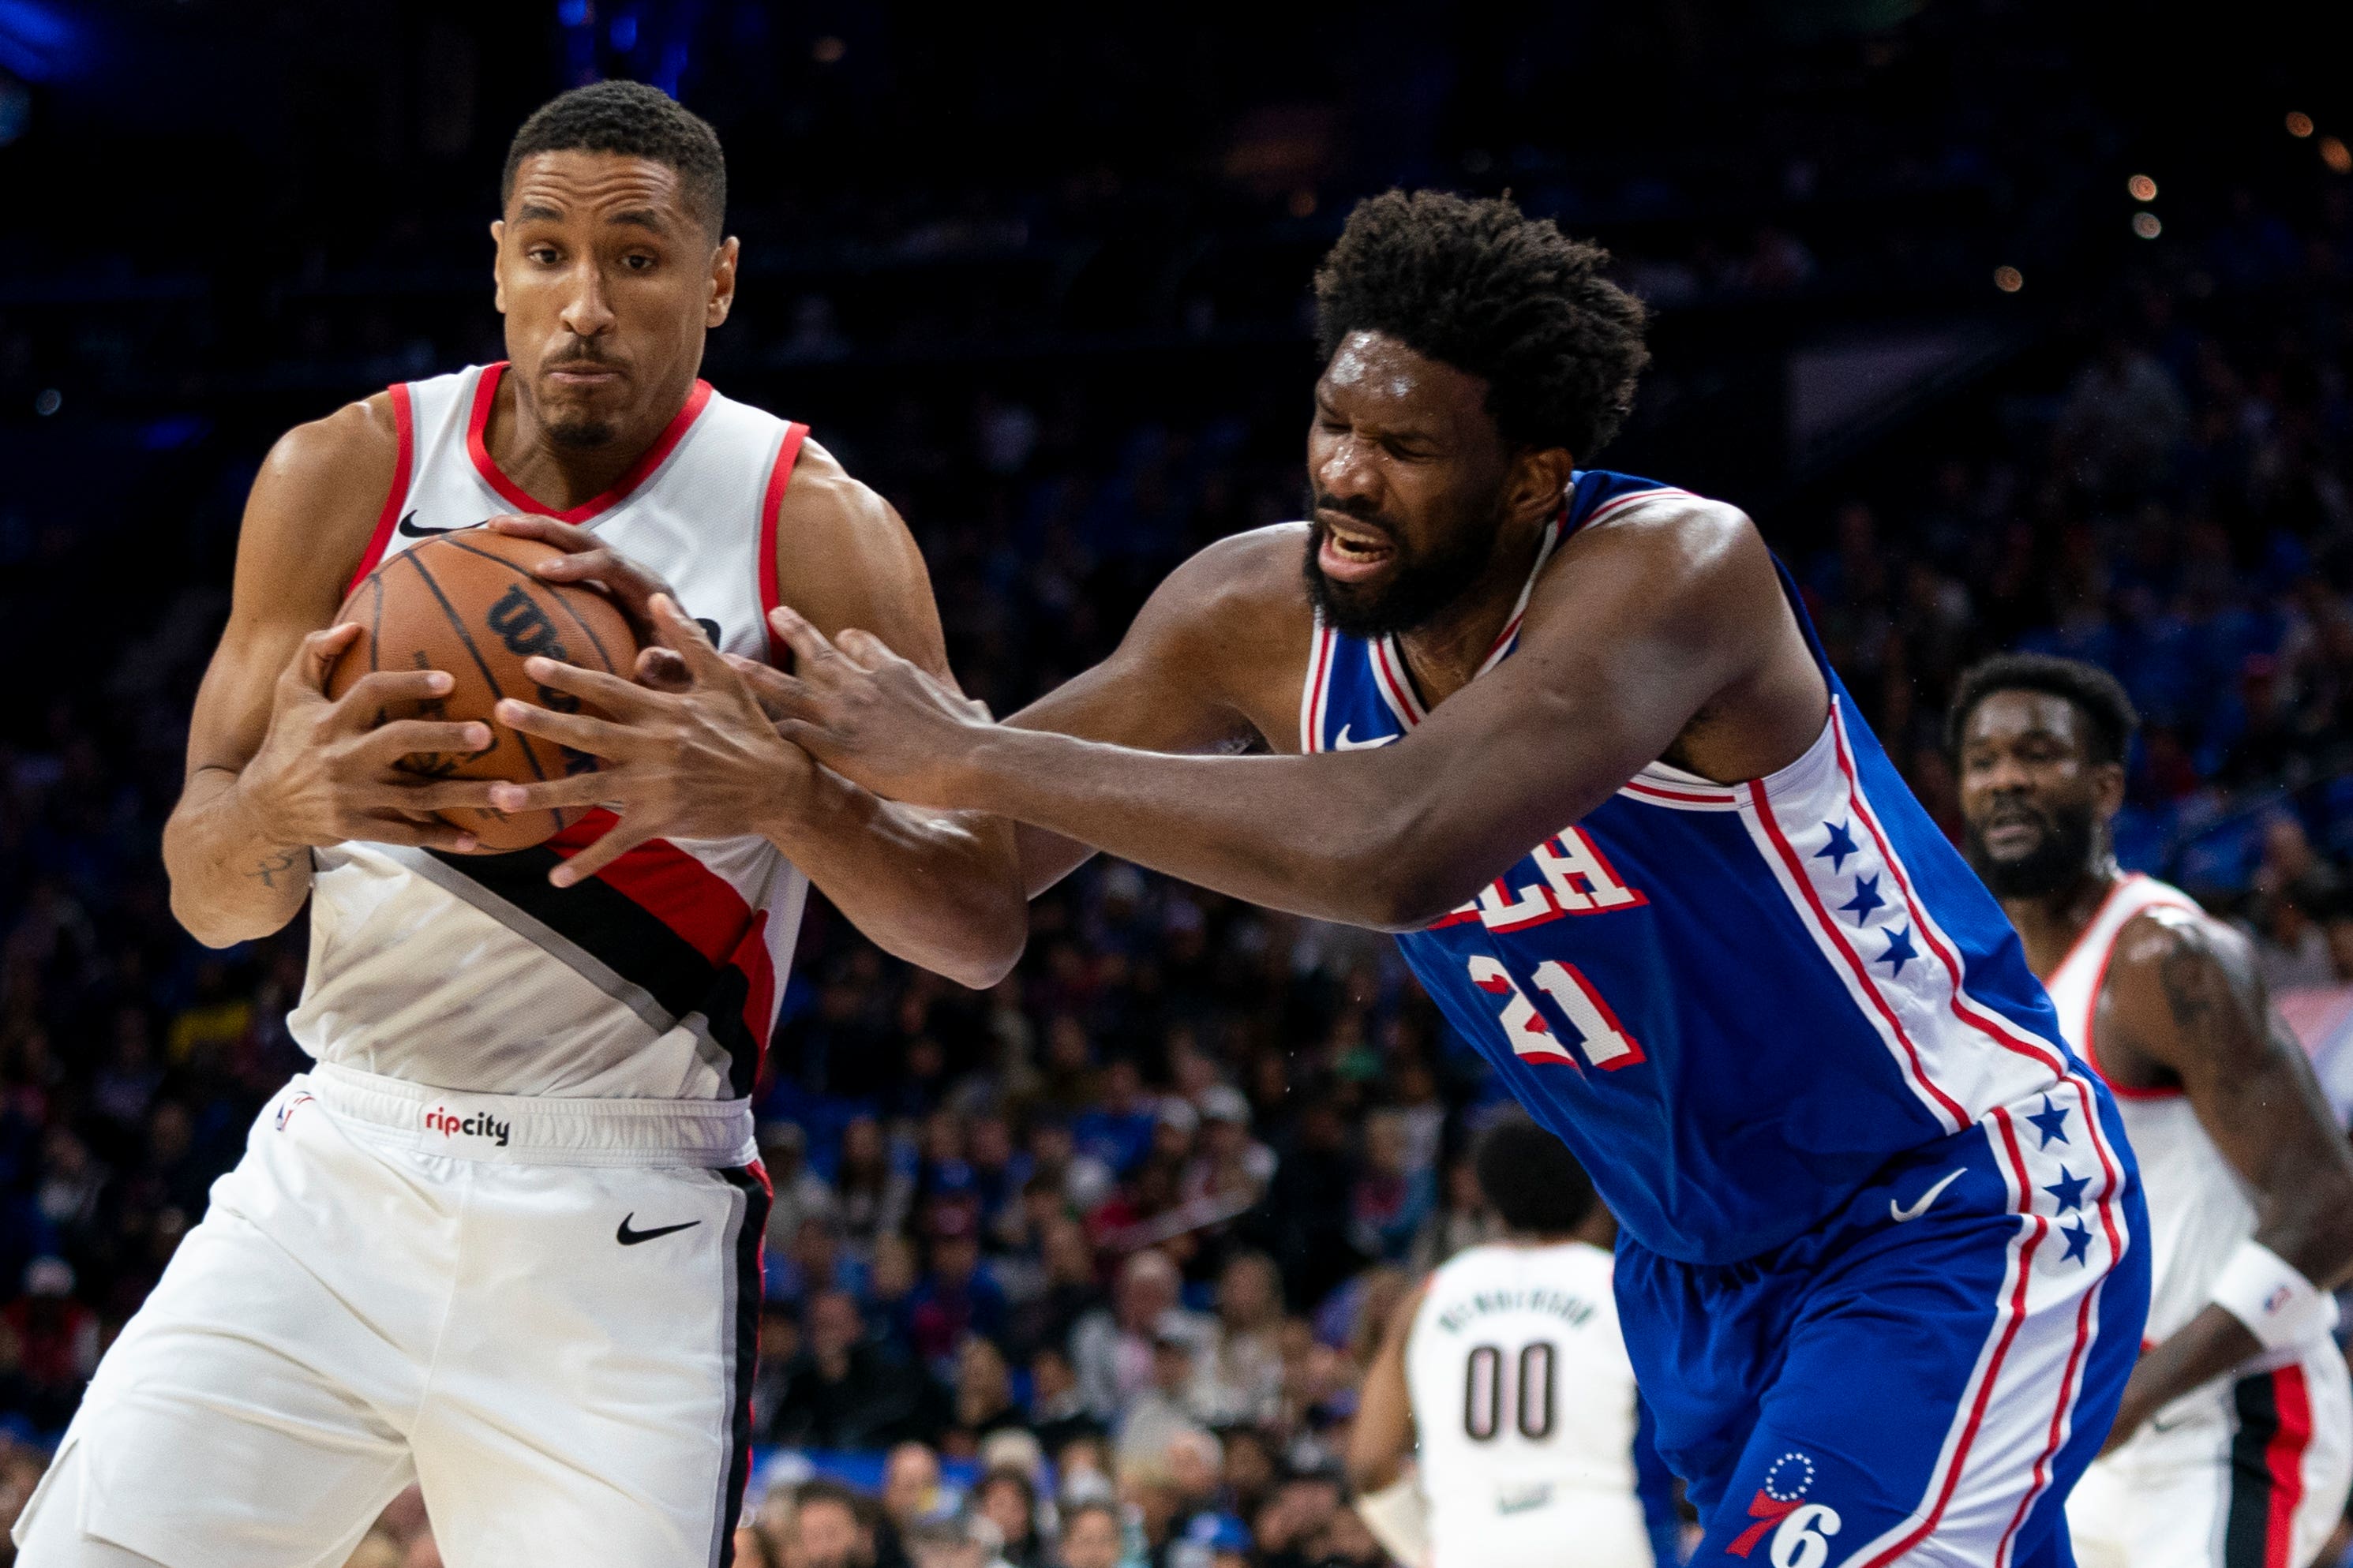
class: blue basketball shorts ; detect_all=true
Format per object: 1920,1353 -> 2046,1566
1616,1083 -> 2151,1568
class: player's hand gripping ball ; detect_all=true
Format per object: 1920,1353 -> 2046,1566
325,529 -> 640,850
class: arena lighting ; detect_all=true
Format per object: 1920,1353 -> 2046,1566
1993,265 -> 2023,292
32,389 -> 59,417
2287,111 -> 2316,138
2127,174 -> 2157,200
812,35 -> 846,63
2325,137 -> 2353,175
2133,211 -> 2162,239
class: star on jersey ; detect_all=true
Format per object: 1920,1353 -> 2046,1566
1876,924 -> 1917,978
2027,1096 -> 2071,1148
1817,819 -> 1860,874
1838,874 -> 1886,926
2043,1166 -> 2089,1214
2061,1220 -> 2094,1265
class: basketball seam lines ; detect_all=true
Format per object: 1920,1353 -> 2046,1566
429,535 -> 624,679
398,549 -> 553,784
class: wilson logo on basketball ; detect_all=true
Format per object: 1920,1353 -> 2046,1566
484,586 -> 598,777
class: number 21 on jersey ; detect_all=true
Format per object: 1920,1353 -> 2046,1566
1468,956 -> 1646,1072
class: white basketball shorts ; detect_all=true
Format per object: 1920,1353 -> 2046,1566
2067,1338 -> 2353,1568
13,1065 -> 770,1568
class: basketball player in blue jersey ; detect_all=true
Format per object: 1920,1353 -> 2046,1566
672,191 -> 2154,1566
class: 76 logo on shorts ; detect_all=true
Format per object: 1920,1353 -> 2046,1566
1725,1452 -> 1842,1568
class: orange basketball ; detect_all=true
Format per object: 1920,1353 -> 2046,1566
325,530 -> 639,851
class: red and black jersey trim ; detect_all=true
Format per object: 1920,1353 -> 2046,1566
423,820 -> 777,1096
716,1162 -> 771,1566
2226,1364 -> 2313,1568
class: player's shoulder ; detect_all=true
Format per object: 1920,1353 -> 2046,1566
1156,523 -> 1316,621
260,392 -> 401,505
776,436 -> 892,539
2104,895 -> 2264,1041
1561,482 -> 1763,580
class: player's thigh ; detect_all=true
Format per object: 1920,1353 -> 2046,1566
414,1162 -> 766,1568
1696,1214 -> 2139,1565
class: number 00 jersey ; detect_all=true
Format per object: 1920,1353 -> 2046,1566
1303,470 -> 2130,1264
290,363 -> 812,1101
1406,1241 -> 1652,1568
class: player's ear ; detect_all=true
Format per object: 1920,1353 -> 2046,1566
489,221 -> 508,315
707,236 -> 740,329
1508,446 -> 1577,526
2093,759 -> 2126,819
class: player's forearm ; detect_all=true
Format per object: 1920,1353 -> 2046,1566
2119,1304 -> 2262,1428
163,767 -> 313,948
761,766 -> 1026,989
946,726 -> 1474,930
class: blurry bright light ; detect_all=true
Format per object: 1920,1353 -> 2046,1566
2132,211 -> 2162,239
2126,174 -> 2157,201
1287,189 -> 1317,218
811,35 -> 845,63
2324,137 -> 2353,175
1993,266 -> 2023,293
555,0 -> 590,26
32,389 -> 58,417
2287,111 -> 2315,138
609,13 -> 636,50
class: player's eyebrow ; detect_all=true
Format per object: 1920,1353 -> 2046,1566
515,203 -> 564,223
607,208 -> 669,233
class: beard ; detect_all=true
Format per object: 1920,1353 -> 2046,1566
1300,486 -> 1501,638
1964,796 -> 2100,899
536,340 -> 624,449
545,410 -> 619,449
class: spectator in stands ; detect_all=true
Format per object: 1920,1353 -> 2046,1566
6,1257 -> 94,1430
973,1465 -> 1048,1568
1114,1332 -> 1212,1470
797,1479 -> 881,1568
1055,1498 -> 1127,1568
838,1116 -> 916,1255
944,1333 -> 1026,1456
1346,1110 -> 1432,1264
907,1212 -> 1010,1372
1410,1149 -> 1498,1271
771,1290 -> 939,1450
1025,1344 -> 1100,1457
1072,1059 -> 1158,1177
883,1441 -> 946,1554
1071,1248 -> 1212,1421
1194,1251 -> 1283,1427
761,1121 -> 840,1252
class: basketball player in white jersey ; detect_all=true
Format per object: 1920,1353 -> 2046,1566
1348,1118 -> 1665,1568
1954,653 -> 2353,1568
15,83 -> 1025,1568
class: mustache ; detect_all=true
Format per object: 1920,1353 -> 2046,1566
545,340 -> 620,372
1309,490 -> 1399,541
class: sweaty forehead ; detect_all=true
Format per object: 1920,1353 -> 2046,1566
1319,329 -> 1491,432
1966,689 -> 2088,753
507,149 -> 692,226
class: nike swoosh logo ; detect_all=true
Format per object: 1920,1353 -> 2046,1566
395,511 -> 484,538
1333,725 -> 1398,750
1889,1167 -> 1967,1223
616,1214 -> 702,1246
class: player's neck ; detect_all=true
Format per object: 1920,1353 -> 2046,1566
482,372 -> 685,513
2004,860 -> 2123,981
1392,521 -> 1549,707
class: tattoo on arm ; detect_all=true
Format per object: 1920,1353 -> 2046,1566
2156,934 -> 2225,1033
248,848 -> 305,889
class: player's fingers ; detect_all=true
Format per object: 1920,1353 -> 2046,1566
516,657 -> 656,717
485,515 -> 597,553
376,776 -> 505,813
287,623 -> 365,696
648,593 -> 732,678
483,773 -> 617,815
636,646 -> 692,692
345,811 -> 481,855
548,818 -> 658,888
331,667 -> 458,719
493,697 -> 635,756
724,656 -> 809,720
767,605 -> 848,675
834,627 -> 898,672
354,719 -> 493,761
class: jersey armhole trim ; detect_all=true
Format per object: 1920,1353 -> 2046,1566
347,380 -> 415,594
1298,619 -> 1335,754
758,421 -> 811,667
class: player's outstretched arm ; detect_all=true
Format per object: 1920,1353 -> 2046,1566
163,400 -> 498,948
487,443 -> 1031,989
2093,907 -> 2353,1451
1347,1279 -> 1433,1568
760,499 -> 1816,930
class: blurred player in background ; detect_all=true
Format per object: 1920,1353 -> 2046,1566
1954,653 -> 2353,1568
1347,1117 -> 1674,1568
17,83 -> 1022,1568
724,190 -> 2152,1566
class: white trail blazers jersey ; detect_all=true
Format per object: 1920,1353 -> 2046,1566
1406,1241 -> 1652,1568
2044,873 -> 2288,1353
290,363 -> 811,1101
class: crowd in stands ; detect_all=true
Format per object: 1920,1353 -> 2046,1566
0,5 -> 2351,1565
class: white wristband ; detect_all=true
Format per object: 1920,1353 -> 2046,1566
2211,1239 -> 2339,1352
1354,1473 -> 1433,1568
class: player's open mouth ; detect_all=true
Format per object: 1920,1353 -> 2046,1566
1317,519 -> 1397,583
1979,814 -> 2043,855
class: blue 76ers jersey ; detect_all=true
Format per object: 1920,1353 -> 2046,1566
1303,470 -> 2120,1264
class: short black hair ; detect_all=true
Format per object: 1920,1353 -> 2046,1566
502,80 -> 726,238
1472,1116 -> 1598,1235
1313,190 -> 1650,458
1946,653 -> 2140,766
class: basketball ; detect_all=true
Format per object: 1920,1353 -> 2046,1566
324,530 -> 639,851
